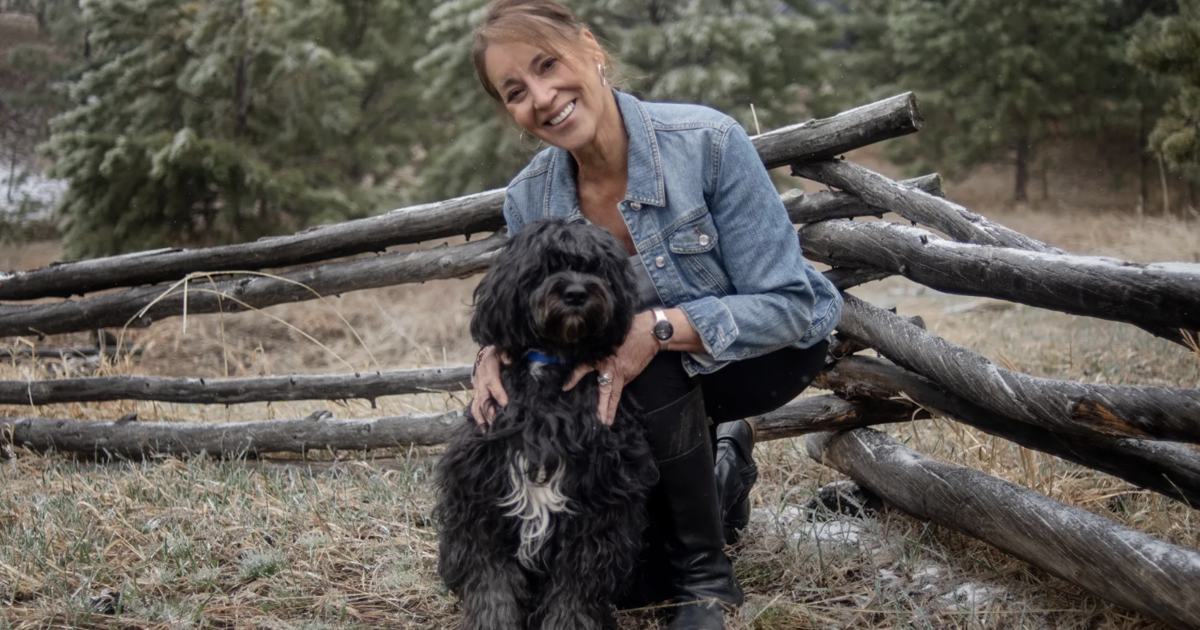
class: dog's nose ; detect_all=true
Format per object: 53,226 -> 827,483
562,283 -> 588,306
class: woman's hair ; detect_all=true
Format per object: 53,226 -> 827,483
472,0 -> 617,103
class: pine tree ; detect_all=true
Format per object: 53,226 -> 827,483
837,0 -> 1121,202
43,0 -> 435,257
414,0 -> 830,202
1130,0 -> 1200,181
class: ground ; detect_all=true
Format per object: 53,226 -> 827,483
1,159 -> 1199,629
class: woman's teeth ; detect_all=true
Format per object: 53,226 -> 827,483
547,100 -> 576,126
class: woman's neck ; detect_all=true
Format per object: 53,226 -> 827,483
570,91 -> 629,184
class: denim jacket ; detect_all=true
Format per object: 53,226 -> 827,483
502,89 -> 843,376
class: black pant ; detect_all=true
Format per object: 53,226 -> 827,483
624,339 -> 831,422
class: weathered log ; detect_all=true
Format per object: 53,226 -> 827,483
0,345 -> 139,360
0,365 -> 472,406
837,294 -> 1200,442
820,355 -> 1200,506
0,234 -> 505,339
822,267 -> 893,290
792,160 -> 1062,253
784,173 -> 943,224
0,189 -> 507,302
802,220 -> 1200,336
0,395 -> 914,456
1,410 -> 464,456
0,95 -> 923,302
806,428 -> 1200,630
752,394 -> 928,441
755,93 -> 923,169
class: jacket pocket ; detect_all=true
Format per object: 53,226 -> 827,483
668,212 -> 727,295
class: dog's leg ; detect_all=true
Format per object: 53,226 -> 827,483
532,586 -> 612,630
457,558 -> 529,630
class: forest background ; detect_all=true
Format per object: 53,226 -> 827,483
0,0 -> 1192,257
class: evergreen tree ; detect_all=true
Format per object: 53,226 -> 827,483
837,0 -> 1121,202
414,0 -> 830,201
1130,0 -> 1200,181
1,0 -> 83,212
43,0 -> 435,257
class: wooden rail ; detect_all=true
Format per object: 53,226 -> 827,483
801,220 -> 1200,336
806,428 -> 1200,630
0,366 -> 472,406
0,94 -> 923,301
837,294 -> 1200,443
1,394 -> 922,457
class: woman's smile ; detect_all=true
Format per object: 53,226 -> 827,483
546,100 -> 576,126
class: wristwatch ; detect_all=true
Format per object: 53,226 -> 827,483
651,308 -> 673,351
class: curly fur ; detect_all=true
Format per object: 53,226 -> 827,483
434,220 -> 659,630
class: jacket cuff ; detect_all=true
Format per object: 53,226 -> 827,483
677,296 -> 739,359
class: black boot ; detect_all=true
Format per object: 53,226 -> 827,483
643,386 -> 741,630
714,419 -> 758,545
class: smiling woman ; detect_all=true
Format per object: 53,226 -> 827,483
457,2 -> 844,629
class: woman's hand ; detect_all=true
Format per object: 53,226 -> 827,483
563,311 -> 660,425
470,346 -> 509,426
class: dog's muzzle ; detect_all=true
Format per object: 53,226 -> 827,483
532,271 -> 614,345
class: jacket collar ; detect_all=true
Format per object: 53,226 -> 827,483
543,89 -> 666,220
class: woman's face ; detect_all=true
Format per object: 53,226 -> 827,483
484,37 -> 608,153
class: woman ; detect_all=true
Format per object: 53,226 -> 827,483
468,1 -> 843,628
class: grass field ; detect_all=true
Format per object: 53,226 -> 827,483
2,183 -> 1199,629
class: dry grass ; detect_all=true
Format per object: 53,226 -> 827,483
3,187 -> 1200,628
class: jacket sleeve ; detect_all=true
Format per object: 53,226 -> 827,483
502,190 -> 526,236
676,121 -> 842,374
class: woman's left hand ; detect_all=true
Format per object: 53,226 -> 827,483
563,311 -> 659,425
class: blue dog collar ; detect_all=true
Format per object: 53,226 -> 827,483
525,350 -> 569,365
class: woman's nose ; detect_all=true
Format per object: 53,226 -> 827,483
529,79 -> 556,112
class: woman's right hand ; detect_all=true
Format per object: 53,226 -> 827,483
470,346 -> 509,426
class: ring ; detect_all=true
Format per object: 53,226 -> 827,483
597,372 -> 613,387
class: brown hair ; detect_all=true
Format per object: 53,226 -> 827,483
471,0 -> 616,103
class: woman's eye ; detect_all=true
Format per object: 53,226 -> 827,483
506,89 -> 523,103
542,57 -> 557,71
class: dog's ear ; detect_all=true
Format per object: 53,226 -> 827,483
470,255 -> 522,350
470,226 -> 546,354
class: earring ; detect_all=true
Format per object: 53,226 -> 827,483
597,63 -> 608,86
519,129 -> 542,152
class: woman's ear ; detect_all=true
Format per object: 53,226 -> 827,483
579,29 -> 604,64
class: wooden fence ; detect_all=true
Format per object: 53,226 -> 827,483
3,92 -> 1200,628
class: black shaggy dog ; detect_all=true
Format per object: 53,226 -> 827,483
434,220 -> 660,630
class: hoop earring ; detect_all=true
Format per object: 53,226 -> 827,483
519,129 -> 543,152
597,63 -> 608,86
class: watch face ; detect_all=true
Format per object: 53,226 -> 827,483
653,319 -> 673,341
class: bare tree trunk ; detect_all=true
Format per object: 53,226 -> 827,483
234,55 -> 251,140
1138,101 -> 1148,218
1014,129 -> 1031,203
1159,152 -> 1172,219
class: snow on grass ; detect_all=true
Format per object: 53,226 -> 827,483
937,582 -> 1006,611
1,165 -> 66,221
750,505 -> 867,545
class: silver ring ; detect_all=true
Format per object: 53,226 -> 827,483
597,372 -> 613,387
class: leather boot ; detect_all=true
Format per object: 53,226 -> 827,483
714,419 -> 758,545
643,386 -> 741,630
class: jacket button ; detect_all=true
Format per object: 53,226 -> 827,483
698,234 -> 711,247
629,201 -> 642,211
654,256 -> 665,268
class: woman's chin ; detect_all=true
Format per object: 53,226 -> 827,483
537,119 -> 594,152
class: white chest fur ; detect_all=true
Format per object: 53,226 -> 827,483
498,454 -> 573,569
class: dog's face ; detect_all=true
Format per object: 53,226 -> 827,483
471,220 -> 637,366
